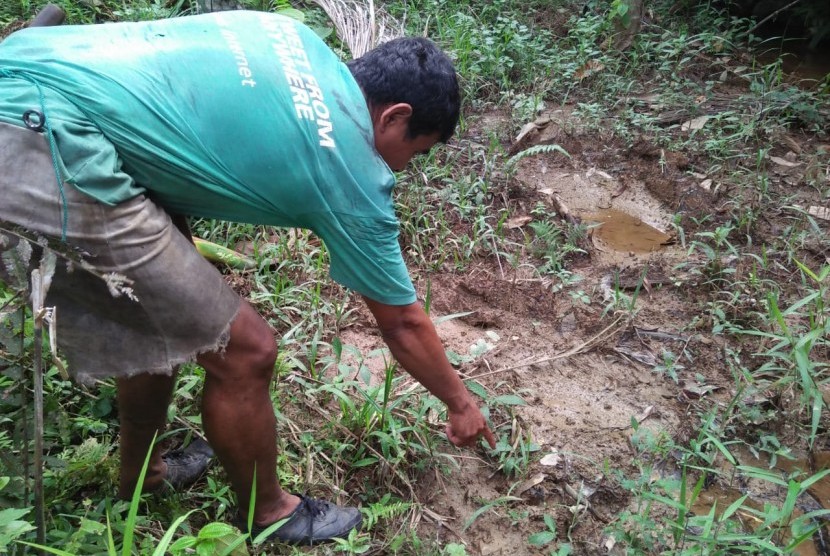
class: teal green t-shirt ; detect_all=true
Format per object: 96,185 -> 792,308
0,11 -> 417,305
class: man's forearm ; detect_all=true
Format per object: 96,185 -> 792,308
363,297 -> 472,410
362,297 -> 497,448
381,315 -> 473,411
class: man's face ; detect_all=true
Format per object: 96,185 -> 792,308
376,131 -> 441,172
372,102 -> 442,171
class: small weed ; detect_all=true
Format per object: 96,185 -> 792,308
3,0 -> 830,554
653,349 -> 685,384
528,513 -> 558,548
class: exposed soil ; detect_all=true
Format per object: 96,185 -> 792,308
327,98 -> 830,554
2,6 -> 828,556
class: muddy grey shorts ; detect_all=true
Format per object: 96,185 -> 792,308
0,121 -> 241,384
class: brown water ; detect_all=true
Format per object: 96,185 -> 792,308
756,42 -> 830,82
690,448 -> 830,555
583,209 -> 671,253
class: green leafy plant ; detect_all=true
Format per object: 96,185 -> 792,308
0,477 -> 35,552
528,513 -> 558,548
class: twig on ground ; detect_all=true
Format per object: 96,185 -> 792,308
633,327 -> 690,343
469,314 -> 628,380
422,508 -> 467,543
563,482 -> 610,523
491,235 -> 504,280
552,193 -> 579,226
746,0 -> 805,36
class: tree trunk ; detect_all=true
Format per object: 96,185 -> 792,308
613,0 -> 644,51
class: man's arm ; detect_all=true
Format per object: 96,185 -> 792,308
362,296 -> 496,449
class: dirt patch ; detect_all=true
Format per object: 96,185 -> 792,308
339,260 -> 727,554
331,98 -> 830,553
337,178 -> 726,554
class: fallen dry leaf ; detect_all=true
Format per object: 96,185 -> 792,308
642,277 -> 653,296
636,405 -> 654,423
539,451 -> 562,467
681,115 -> 710,131
515,473 -> 546,495
575,59 -> 605,81
506,215 -> 533,229
611,183 -> 628,198
682,383 -> 722,399
613,345 -> 658,367
769,156 -> 801,167
783,135 -> 802,154
514,121 -> 539,144
586,168 -> 614,181
807,206 -> 830,221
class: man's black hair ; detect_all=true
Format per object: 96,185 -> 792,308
347,37 -> 460,143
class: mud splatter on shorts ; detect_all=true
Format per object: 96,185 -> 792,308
0,121 -> 241,384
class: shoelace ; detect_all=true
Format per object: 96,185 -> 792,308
302,497 -> 328,518
300,497 -> 328,544
164,449 -> 201,465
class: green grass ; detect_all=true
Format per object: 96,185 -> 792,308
2,0 -> 830,554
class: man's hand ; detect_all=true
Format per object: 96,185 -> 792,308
362,297 -> 498,450
446,400 -> 497,449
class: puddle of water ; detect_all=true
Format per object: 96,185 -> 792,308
755,41 -> 830,82
776,451 -> 830,519
583,209 -> 671,253
690,448 -> 830,556
690,487 -> 822,556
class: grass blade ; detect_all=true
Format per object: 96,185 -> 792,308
122,433 -> 156,556
150,509 -> 197,556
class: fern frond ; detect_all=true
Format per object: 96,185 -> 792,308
505,143 -> 570,169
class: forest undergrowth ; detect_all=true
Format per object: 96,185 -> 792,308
1,0 -> 829,554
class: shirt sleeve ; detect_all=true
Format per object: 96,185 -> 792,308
313,212 -> 417,306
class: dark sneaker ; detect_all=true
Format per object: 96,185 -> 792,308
243,495 -> 362,545
162,437 -> 214,489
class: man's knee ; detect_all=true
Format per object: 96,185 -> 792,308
236,305 -> 278,372
199,303 -> 278,381
245,329 -> 278,376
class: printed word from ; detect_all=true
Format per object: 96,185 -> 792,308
260,14 -> 335,149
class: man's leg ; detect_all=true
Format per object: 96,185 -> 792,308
196,301 -> 300,526
117,371 -> 176,497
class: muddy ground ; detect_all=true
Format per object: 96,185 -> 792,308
325,99 -> 830,555
1,6 -> 827,556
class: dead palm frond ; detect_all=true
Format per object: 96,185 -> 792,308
311,0 -> 404,58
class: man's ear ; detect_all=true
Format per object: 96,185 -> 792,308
375,103 -> 413,132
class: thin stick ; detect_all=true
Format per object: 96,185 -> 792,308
20,305 -> 30,512
563,482 -> 610,523
633,327 -> 690,343
491,235 -> 504,280
747,0 -> 804,36
31,269 -> 45,547
469,314 -> 627,380
0,289 -> 23,313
